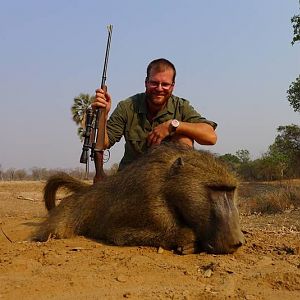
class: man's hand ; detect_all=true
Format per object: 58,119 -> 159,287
92,88 -> 112,115
90,87 -> 112,150
147,120 -> 172,146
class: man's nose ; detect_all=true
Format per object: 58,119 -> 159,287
156,83 -> 164,90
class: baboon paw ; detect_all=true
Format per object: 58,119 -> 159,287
176,242 -> 197,255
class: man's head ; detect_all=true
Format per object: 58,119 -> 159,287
146,58 -> 176,83
145,58 -> 176,110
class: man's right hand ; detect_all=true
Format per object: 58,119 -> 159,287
92,88 -> 112,115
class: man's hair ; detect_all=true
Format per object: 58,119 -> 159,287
146,58 -> 176,83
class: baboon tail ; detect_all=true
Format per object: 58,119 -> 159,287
44,172 -> 90,211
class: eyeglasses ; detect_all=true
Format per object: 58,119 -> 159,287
147,80 -> 174,90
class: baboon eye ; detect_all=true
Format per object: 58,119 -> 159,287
208,185 -> 236,192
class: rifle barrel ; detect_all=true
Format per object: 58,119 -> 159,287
101,24 -> 113,88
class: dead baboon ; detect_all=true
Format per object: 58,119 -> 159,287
33,143 -> 244,254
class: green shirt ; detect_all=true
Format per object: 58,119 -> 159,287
107,93 -> 217,169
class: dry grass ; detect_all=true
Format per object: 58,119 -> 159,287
0,181 -> 72,218
250,188 -> 300,214
238,179 -> 300,215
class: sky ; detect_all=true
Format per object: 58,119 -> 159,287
0,0 -> 299,171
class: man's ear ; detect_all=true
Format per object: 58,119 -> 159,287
169,157 -> 184,176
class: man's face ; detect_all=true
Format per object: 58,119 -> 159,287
145,68 -> 175,108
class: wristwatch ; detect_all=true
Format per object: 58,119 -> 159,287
169,119 -> 180,136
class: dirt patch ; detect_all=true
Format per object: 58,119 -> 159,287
1,181 -> 300,299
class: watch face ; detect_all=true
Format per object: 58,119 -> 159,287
171,119 -> 180,128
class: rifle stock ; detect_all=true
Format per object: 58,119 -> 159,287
93,150 -> 106,183
93,107 -> 107,184
94,107 -> 106,151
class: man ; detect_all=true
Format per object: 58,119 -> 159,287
92,58 -> 217,172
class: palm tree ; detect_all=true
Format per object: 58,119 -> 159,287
71,93 -> 95,141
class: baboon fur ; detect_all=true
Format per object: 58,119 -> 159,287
33,143 -> 244,254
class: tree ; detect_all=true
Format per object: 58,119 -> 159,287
291,1 -> 300,45
287,2 -> 300,112
31,167 -> 48,181
268,124 -> 300,177
6,168 -> 16,180
71,93 -> 95,141
236,158 -> 255,181
258,150 -> 288,180
287,75 -> 300,112
251,156 -> 280,181
0,164 -> 3,180
218,153 -> 240,173
68,167 -> 87,180
219,150 -> 254,180
236,149 -> 250,163
15,169 -> 28,180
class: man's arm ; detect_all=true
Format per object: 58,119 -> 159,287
147,120 -> 217,146
173,121 -> 217,145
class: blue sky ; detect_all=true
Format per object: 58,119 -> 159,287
0,0 -> 299,170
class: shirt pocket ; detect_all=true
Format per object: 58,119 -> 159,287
126,131 -> 145,154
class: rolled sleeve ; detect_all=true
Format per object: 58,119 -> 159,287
180,99 -> 217,130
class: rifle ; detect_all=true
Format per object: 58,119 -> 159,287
80,25 -> 113,183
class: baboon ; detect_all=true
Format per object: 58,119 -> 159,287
33,143 -> 244,254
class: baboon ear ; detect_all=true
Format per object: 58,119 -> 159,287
169,157 -> 184,176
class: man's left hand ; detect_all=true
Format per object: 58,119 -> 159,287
147,120 -> 171,146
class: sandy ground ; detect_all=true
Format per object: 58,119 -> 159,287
0,181 -> 300,300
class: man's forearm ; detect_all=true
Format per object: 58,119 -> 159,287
175,122 -> 217,145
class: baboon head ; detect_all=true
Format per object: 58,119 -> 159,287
166,153 -> 244,254
200,185 -> 244,254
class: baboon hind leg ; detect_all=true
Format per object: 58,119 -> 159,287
33,217 -> 77,242
107,227 -> 166,247
107,226 -> 197,254
174,227 -> 198,255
